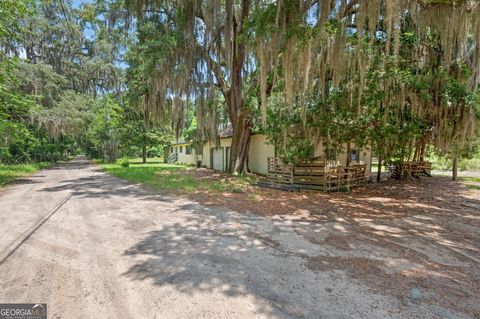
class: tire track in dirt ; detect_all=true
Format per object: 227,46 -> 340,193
0,194 -> 71,266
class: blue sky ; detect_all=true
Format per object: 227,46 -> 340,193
71,0 -> 95,40
72,0 -> 90,9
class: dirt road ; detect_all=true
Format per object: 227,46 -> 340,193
0,158 -> 476,318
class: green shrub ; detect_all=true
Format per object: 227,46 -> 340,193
428,153 -> 480,171
117,157 -> 130,167
459,157 -> 480,171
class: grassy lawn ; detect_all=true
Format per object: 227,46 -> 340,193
459,176 -> 480,190
465,184 -> 480,190
128,157 -> 164,164
460,176 -> 480,183
0,162 -> 52,187
99,158 -> 256,193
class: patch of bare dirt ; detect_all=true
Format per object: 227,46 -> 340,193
172,170 -> 480,317
308,254 -> 478,314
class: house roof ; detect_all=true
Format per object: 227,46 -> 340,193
168,123 -> 233,147
169,138 -> 192,146
218,124 -> 233,138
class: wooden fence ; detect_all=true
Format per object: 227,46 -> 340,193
267,157 -> 367,191
389,161 -> 432,179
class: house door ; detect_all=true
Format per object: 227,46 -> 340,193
211,147 -> 224,171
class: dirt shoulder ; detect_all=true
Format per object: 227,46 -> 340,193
185,174 -> 480,318
1,160 -> 478,318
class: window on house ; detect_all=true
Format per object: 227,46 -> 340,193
186,145 -> 192,154
179,146 -> 183,153
350,149 -> 359,162
170,147 -> 173,153
327,148 -> 336,161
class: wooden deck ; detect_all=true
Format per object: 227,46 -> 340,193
267,157 -> 367,191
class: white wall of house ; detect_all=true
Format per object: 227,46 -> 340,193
202,135 -> 274,175
202,138 -> 232,171
201,134 -> 372,174
169,143 -> 196,165
314,143 -> 372,172
248,135 -> 275,175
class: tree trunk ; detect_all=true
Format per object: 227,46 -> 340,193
142,144 -> 147,163
376,156 -> 382,183
225,0 -> 252,175
452,155 -> 458,181
412,144 -> 419,161
346,141 -> 351,166
229,119 -> 252,174
419,140 -> 426,161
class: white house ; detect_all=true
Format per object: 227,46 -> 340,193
165,125 -> 372,175
164,138 -> 197,165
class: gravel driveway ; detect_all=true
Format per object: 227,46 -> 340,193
0,158 -> 477,318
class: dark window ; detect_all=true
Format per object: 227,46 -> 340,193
327,148 -> 336,161
170,147 -> 173,152
350,149 -> 359,162
186,145 -> 192,154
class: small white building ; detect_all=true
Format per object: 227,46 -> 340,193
164,138 -> 197,165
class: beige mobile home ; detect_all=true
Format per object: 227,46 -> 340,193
200,126 -> 372,175
165,125 -> 372,178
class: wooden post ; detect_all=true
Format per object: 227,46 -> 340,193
346,141 -> 351,167
376,156 -> 382,183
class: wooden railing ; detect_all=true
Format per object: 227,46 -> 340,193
389,161 -> 432,179
267,157 -> 367,191
267,157 -> 294,184
325,164 -> 367,191
167,152 -> 178,163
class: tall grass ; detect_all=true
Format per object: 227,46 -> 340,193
0,162 -> 52,187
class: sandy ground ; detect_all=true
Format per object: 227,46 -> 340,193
0,158 -> 478,319
432,169 -> 480,178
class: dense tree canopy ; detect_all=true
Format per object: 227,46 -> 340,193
0,0 -> 479,175
124,0 -> 480,173
0,0 -> 173,163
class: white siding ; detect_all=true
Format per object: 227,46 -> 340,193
202,135 -> 273,175
212,147 -> 224,170
248,135 -> 275,175
177,152 -> 196,165
201,135 -> 372,174
314,142 -> 372,172
169,143 -> 196,165
202,138 -> 232,169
